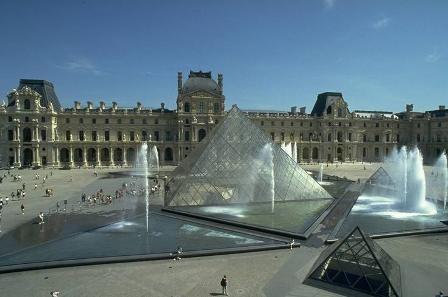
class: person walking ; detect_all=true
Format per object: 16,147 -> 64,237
21,203 -> 25,215
220,275 -> 228,296
22,183 -> 26,190
38,212 -> 44,224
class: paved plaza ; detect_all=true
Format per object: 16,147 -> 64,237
0,164 -> 447,297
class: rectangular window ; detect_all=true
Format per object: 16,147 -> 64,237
117,118 -> 122,124
92,118 -> 96,124
66,131 -> 71,141
386,134 -> 390,142
105,130 -> 110,141
79,131 -> 84,141
213,102 -> 220,113
281,132 -> 285,141
165,131 -> 171,141
92,131 -> 97,141
117,131 -> 122,141
155,119 -> 159,125
199,102 -> 205,113
261,121 -> 264,126
184,131 -> 190,141
142,118 -> 147,124
375,135 -> 380,142
41,130 -> 47,141
8,130 -> 13,141
8,116 -> 12,122
65,118 -> 70,124
130,131 -> 135,141
79,118 -> 83,124
41,117 -> 46,123
396,134 -> 400,142
141,131 -> 147,141
154,131 -> 160,141
270,132 -> 275,141
348,133 -> 352,141
130,119 -> 134,124
105,118 -> 109,124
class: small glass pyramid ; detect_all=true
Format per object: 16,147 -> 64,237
308,226 -> 402,297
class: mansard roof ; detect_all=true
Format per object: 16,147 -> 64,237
311,92 -> 344,117
8,79 -> 62,111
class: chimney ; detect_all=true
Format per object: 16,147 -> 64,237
137,102 -> 142,110
74,101 -> 81,109
99,101 -> 106,110
87,101 -> 93,110
112,101 -> 118,111
300,106 -> 306,114
161,102 -> 165,112
439,105 -> 446,110
406,104 -> 414,112
177,72 -> 183,94
218,73 -> 223,94
291,106 -> 297,114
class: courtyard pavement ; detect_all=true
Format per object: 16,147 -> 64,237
0,164 -> 447,297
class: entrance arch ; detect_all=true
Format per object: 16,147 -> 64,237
87,148 -> 96,165
312,147 -> 319,160
198,129 -> 206,142
23,148 -> 33,166
164,147 -> 173,161
74,148 -> 83,164
60,148 -> 70,163
302,147 -> 310,161
337,147 -> 343,161
126,148 -> 136,164
101,148 -> 110,164
114,148 -> 123,163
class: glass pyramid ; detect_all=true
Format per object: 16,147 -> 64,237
163,105 -> 333,236
366,167 -> 395,186
165,105 -> 332,207
308,226 -> 402,297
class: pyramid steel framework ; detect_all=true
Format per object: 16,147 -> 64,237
308,226 -> 401,297
366,167 -> 395,186
165,105 -> 332,206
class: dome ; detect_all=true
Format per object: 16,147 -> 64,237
182,71 -> 220,94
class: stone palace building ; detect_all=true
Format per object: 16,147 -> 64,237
0,70 -> 447,168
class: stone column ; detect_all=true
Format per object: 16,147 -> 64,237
54,147 -> 59,166
109,147 -> 114,166
34,126 -> 39,141
82,147 -> 87,167
33,146 -> 41,166
123,147 -> 127,167
14,147 -> 20,166
96,146 -> 101,167
69,147 -> 74,167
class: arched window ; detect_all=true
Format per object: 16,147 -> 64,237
326,105 -> 332,115
24,99 -> 31,110
164,147 -> 173,161
184,102 -> 190,112
60,148 -> 70,163
198,129 -> 206,142
142,131 -> 147,141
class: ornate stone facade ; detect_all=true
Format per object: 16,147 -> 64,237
0,73 -> 447,168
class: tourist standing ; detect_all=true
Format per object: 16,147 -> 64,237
22,183 -> 26,190
38,212 -> 44,224
220,275 -> 228,296
21,204 -> 25,215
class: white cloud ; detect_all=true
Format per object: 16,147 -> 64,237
323,0 -> 335,9
59,57 -> 106,76
425,50 -> 441,63
372,16 -> 390,29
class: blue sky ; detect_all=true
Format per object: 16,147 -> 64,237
0,0 -> 447,112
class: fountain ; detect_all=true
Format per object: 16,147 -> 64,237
382,146 -> 435,213
318,164 -> 323,183
257,144 -> 275,213
136,142 -> 160,232
433,151 -> 448,210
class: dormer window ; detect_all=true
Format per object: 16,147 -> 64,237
24,99 -> 31,110
326,105 -> 332,115
184,102 -> 191,113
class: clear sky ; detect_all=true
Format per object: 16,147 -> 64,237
0,0 -> 447,112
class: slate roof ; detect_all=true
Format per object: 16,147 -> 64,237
311,92 -> 343,117
182,71 -> 221,95
8,79 -> 62,110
